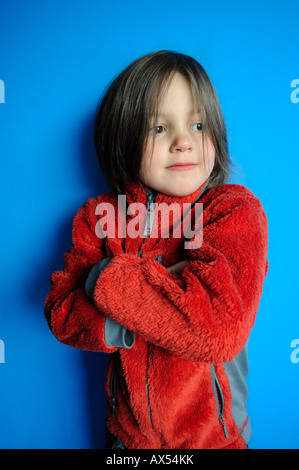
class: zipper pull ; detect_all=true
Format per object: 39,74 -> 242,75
144,187 -> 157,236
144,203 -> 155,236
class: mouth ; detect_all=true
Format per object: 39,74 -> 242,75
166,162 -> 197,171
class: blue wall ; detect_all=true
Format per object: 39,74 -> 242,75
0,0 -> 298,449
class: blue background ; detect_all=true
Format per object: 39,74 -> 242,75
0,0 -> 298,449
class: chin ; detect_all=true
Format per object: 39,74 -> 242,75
167,182 -> 203,197
162,189 -> 195,198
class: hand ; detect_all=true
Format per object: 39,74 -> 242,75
166,260 -> 188,275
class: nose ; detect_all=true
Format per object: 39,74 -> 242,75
170,132 -> 193,153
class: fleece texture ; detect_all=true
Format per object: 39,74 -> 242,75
44,179 -> 269,449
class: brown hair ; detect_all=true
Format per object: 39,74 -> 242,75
94,50 -> 234,193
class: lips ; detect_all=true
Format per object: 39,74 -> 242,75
166,162 -> 197,171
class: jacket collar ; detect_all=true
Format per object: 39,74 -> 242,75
124,178 -> 210,208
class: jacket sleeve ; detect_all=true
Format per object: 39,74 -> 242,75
85,258 -> 135,349
44,196 -> 120,352
92,189 -> 269,363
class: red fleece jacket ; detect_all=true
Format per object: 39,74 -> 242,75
44,180 -> 269,449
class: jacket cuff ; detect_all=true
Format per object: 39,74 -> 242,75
104,317 -> 135,349
85,257 -> 112,299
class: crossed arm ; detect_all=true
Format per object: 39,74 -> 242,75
45,190 -> 269,363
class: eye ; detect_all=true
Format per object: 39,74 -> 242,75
191,122 -> 202,131
149,125 -> 166,134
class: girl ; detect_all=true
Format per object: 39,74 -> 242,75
45,50 -> 269,449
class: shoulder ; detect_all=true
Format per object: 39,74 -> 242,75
72,190 -> 118,236
203,183 -> 261,202
201,183 -> 268,232
202,183 -> 266,214
75,190 -> 118,217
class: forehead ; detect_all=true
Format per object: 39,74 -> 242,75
152,72 -> 201,116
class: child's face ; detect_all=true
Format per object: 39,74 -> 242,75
139,73 -> 215,197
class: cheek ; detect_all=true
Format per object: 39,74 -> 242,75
204,139 -> 216,166
139,150 -> 154,184
140,142 -> 158,175
140,153 -> 150,177
209,148 -> 216,170
138,160 -> 146,183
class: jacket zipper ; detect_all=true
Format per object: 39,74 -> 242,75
138,187 -> 156,256
110,361 -> 117,417
138,187 -> 156,428
210,364 -> 229,439
109,339 -> 154,426
145,343 -> 154,427
111,186 -> 156,424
